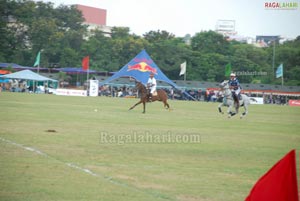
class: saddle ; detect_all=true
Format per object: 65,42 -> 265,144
231,92 -> 241,105
146,90 -> 157,102
147,89 -> 157,96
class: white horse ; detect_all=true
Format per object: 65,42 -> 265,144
218,80 -> 256,118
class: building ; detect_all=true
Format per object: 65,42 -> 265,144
75,4 -> 112,37
254,35 -> 281,47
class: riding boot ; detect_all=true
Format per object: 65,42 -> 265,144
235,94 -> 240,106
232,92 -> 239,106
148,93 -> 152,102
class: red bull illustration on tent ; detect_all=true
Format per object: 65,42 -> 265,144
101,50 -> 175,86
100,49 -> 195,100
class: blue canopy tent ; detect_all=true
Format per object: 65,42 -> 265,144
100,50 -> 195,100
0,63 -> 48,71
57,67 -> 97,74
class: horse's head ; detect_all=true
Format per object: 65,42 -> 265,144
219,80 -> 229,89
135,81 -> 147,93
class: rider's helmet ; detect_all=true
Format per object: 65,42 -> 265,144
230,73 -> 236,80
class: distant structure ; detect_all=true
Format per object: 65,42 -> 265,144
215,19 -> 251,43
215,20 -> 237,37
75,4 -> 112,37
254,35 -> 281,47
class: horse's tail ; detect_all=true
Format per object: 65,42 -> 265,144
250,98 -> 257,102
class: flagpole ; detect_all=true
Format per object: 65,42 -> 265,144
282,64 -> 284,86
272,40 -> 276,79
87,69 -> 89,82
183,61 -> 187,81
87,69 -> 89,94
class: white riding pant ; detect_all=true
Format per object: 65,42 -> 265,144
150,87 -> 156,94
232,88 -> 241,95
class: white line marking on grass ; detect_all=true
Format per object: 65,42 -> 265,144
66,163 -> 97,177
0,137 -> 172,201
1,138 -> 47,157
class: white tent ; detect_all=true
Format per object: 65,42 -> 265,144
1,70 -> 58,93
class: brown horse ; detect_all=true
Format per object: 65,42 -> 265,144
129,81 -> 170,113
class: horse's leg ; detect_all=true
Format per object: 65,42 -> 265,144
240,104 -> 248,119
157,92 -> 170,110
228,102 -> 237,118
142,101 -> 146,113
218,103 -> 224,114
227,105 -> 232,118
163,100 -> 170,110
129,100 -> 143,110
234,102 -> 239,114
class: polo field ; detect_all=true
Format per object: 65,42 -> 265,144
0,92 -> 299,201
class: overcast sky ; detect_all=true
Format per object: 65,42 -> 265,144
39,0 -> 300,38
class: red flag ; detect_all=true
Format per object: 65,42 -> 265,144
82,56 -> 89,70
245,150 -> 299,201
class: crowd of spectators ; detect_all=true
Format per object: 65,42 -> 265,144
0,79 -> 53,93
1,79 -> 28,92
98,85 -> 297,105
262,93 -> 288,105
1,81 -> 298,105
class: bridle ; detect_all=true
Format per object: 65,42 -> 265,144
135,82 -> 148,96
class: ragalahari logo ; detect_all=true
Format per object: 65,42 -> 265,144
264,1 -> 298,10
127,62 -> 157,74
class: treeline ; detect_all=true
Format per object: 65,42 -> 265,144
1,0 -> 300,85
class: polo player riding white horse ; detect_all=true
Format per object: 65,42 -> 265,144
229,73 -> 241,107
218,80 -> 256,118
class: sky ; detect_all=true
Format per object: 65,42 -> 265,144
39,0 -> 300,39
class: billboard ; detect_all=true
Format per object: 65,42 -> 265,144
216,20 -> 235,32
256,35 -> 280,44
89,80 -> 99,97
289,100 -> 300,106
55,88 -> 87,96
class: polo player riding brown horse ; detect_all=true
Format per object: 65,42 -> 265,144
129,81 -> 170,113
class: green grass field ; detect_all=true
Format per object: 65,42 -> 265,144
0,92 -> 299,201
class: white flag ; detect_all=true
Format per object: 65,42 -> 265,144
179,61 -> 186,76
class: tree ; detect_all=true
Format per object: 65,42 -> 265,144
1,0 -> 87,67
1,1 -> 299,86
191,31 -> 230,55
144,33 -> 190,80
143,30 -> 175,43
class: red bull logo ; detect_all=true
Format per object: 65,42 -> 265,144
127,62 -> 157,74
